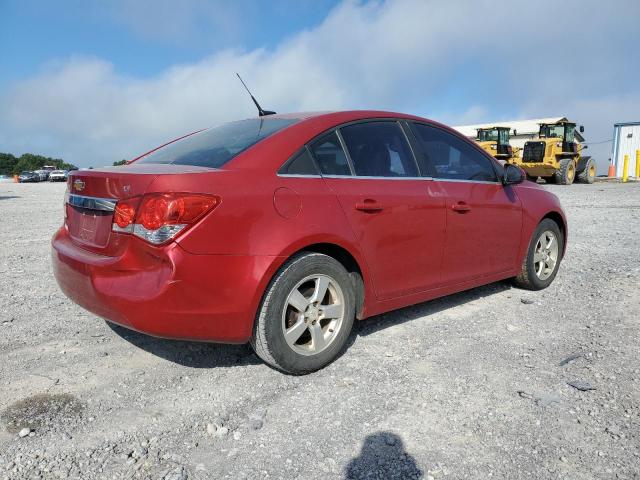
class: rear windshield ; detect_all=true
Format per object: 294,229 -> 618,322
137,118 -> 298,168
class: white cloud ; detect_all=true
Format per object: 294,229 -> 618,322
1,0 -> 638,168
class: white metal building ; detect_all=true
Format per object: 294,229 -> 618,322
611,122 -> 640,177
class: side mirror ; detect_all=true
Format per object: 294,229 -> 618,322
503,163 -> 525,185
513,129 -> 517,136
579,125 -> 584,133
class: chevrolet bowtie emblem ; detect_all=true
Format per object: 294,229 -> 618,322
73,179 -> 85,191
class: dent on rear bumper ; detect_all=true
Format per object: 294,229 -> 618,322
51,227 -> 282,343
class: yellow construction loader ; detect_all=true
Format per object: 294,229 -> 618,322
513,121 -> 596,185
475,126 -> 518,162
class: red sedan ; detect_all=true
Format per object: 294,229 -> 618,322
52,111 -> 567,374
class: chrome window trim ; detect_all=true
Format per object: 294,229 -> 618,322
432,178 -> 501,185
334,129 -> 356,176
67,193 -> 117,212
396,120 -> 423,177
275,173 -> 498,184
276,174 -> 323,179
319,175 -> 498,184
321,175 -> 434,181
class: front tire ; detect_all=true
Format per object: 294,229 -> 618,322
554,158 -> 576,185
513,219 -> 564,290
251,253 -> 355,374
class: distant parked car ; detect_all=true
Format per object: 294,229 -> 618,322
49,170 -> 68,182
18,171 -> 39,183
34,170 -> 49,181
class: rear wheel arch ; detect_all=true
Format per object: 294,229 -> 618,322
250,251 -> 357,373
248,238 -> 369,342
287,243 -> 366,319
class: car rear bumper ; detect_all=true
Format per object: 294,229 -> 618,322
51,227 -> 282,343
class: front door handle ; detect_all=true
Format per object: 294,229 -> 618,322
355,199 -> 383,213
451,201 -> 471,213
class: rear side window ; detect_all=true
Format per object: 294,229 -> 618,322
340,121 -> 419,177
137,118 -> 298,168
279,149 -> 319,175
410,123 -> 498,182
309,132 -> 351,176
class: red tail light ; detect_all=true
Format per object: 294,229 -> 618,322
138,194 -> 217,230
112,193 -> 220,244
114,198 -> 139,228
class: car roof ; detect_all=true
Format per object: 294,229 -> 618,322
228,110 -> 463,172
254,110 -> 449,138
265,110 -> 427,124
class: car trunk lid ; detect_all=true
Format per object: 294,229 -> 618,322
65,164 -> 214,253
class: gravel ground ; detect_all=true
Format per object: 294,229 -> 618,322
0,180 -> 639,480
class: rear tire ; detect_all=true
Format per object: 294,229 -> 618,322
250,253 -> 355,374
576,157 -> 596,184
554,159 -> 576,185
513,218 -> 564,291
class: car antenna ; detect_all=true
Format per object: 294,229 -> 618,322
236,73 -> 276,117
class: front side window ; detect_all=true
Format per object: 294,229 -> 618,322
309,132 -> 351,176
339,121 -> 419,177
477,129 -> 498,142
410,123 -> 498,182
137,118 -> 298,168
539,124 -> 565,139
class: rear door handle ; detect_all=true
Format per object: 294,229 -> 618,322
451,201 -> 471,213
355,199 -> 383,213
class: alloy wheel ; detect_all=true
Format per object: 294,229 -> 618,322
533,230 -> 559,280
281,274 -> 345,356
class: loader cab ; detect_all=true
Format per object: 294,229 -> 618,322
539,122 -> 578,154
476,127 -> 513,159
519,120 -> 591,184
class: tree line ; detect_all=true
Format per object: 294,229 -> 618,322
0,153 -> 78,176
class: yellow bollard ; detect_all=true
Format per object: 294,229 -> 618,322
636,150 -> 640,179
622,154 -> 629,182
